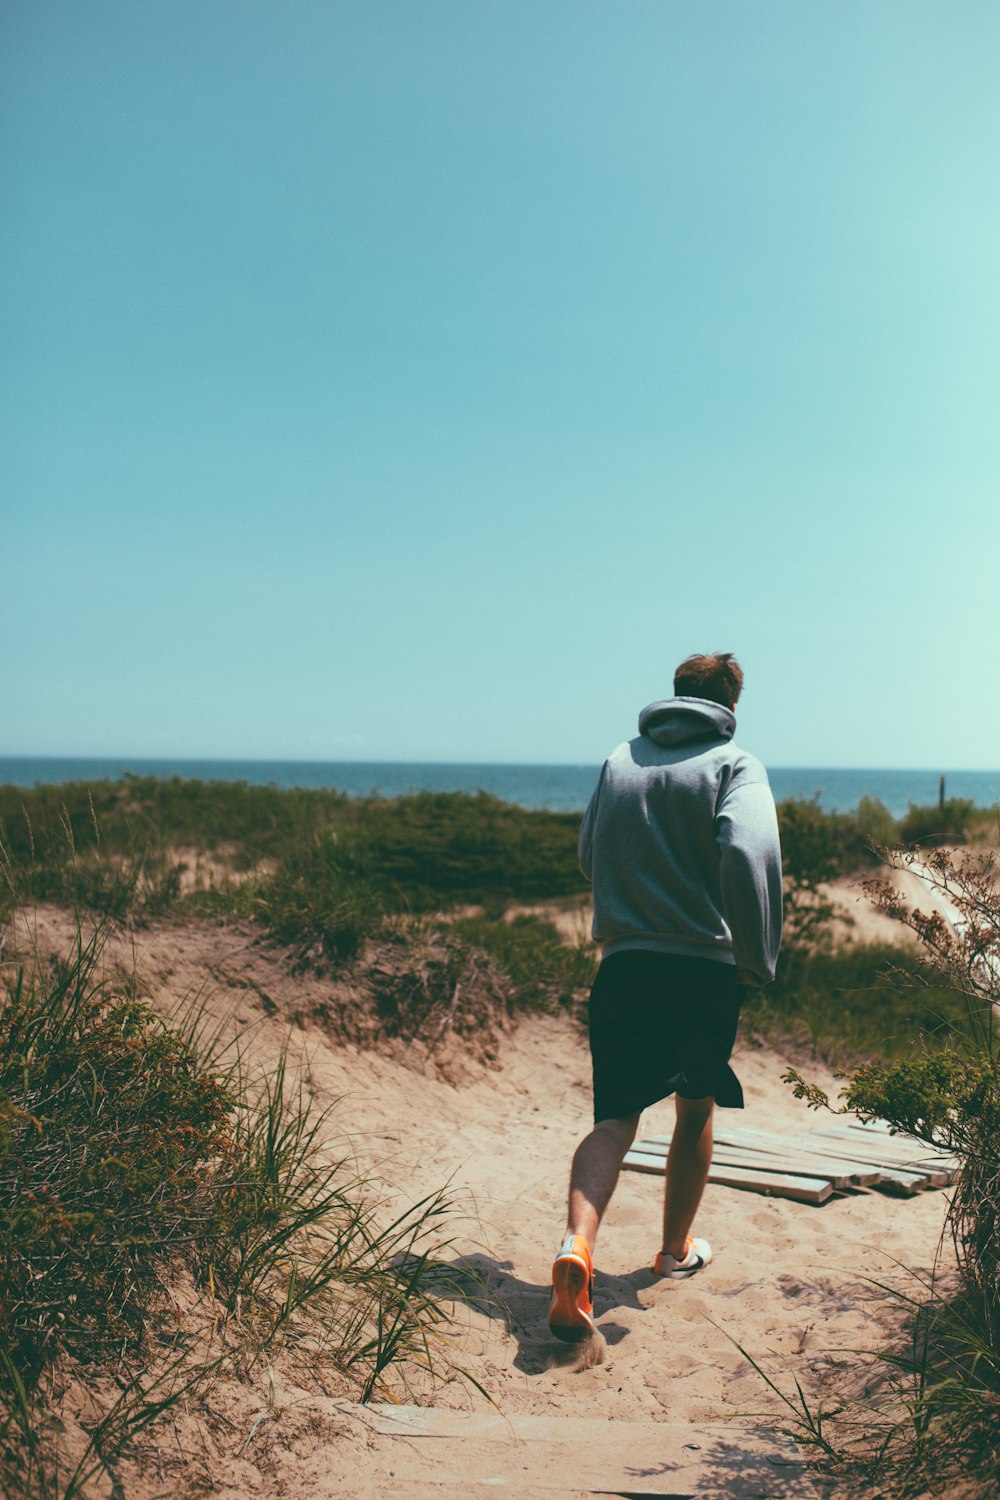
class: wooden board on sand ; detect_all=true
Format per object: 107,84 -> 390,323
623,1147 -> 835,1204
624,1115 -> 958,1202
643,1129 -> 887,1186
703,1126 -> 939,1194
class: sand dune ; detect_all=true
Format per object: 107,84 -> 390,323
16,904 -> 957,1496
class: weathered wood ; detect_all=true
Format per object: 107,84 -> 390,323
842,1118 -> 953,1154
641,1127 -> 931,1195
827,1128 -> 953,1158
709,1128 -> 932,1195
711,1127 -> 933,1188
697,1131 -> 884,1187
633,1136 -> 861,1190
804,1129 -> 955,1185
624,1149 -> 834,1204
646,1128 -> 886,1187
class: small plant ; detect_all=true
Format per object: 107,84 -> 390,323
745,942 -> 965,1067
450,913 -> 595,1016
255,831 -> 389,963
0,926 -> 233,1382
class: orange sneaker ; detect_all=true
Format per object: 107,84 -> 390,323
548,1233 -> 596,1342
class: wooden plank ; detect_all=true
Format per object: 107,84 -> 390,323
624,1149 -> 834,1204
643,1128 -> 927,1196
693,1126 -> 938,1192
816,1124 -> 957,1174
839,1120 -> 957,1160
801,1131 -> 954,1186
633,1136 -> 860,1190
698,1132 -> 884,1187
645,1129 -> 885,1187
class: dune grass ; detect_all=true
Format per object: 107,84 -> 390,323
771,844 -> 1000,1497
0,922 -> 481,1498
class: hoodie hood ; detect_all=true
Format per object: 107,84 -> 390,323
638,696 -> 736,748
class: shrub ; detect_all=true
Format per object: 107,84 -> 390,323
745,942 -> 965,1068
342,791 -> 585,909
896,797 -> 976,847
0,927 -> 233,1383
856,846 -> 1000,1337
1,779 -> 588,927
854,794 -> 898,849
450,913 -> 597,1015
255,831 -> 389,963
782,843 -> 1000,1491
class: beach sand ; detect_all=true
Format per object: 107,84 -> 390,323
18,899 -> 955,1497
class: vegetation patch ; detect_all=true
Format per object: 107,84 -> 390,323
0,925 -> 479,1498
777,844 -> 1000,1497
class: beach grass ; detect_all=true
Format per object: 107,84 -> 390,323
0,921 -> 482,1497
772,843 -> 1000,1496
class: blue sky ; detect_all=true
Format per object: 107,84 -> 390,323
4,1 -> 999,768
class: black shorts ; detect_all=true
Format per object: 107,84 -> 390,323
588,950 -> 746,1124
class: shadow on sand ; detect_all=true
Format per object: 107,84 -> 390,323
410,1250 -> 672,1375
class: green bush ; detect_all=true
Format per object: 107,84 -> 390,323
342,791 -> 585,909
0,929 -> 233,1382
255,831 -> 389,963
450,913 -> 596,1014
854,793 -> 898,849
782,845 -> 1000,1492
1,779 -> 587,928
896,797 -> 976,847
746,942 -> 966,1068
0,775 -> 347,870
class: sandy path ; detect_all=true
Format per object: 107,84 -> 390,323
15,907 -> 954,1495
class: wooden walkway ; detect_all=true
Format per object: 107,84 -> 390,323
624,1118 -> 957,1204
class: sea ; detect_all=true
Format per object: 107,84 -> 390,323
1,757 -> 998,819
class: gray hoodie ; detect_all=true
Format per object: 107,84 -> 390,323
579,697 -> 782,984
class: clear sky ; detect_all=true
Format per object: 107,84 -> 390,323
4,1 -> 999,769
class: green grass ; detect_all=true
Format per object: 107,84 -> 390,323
744,942 -> 970,1068
0,923 -> 482,1497
449,912 -> 596,1015
1,778 -> 589,933
764,844 -> 1000,1498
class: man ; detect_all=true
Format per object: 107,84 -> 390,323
548,652 -> 782,1342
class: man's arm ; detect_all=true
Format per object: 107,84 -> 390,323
578,763 -> 607,881
715,775 -> 783,985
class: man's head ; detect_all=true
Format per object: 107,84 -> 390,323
673,652 -> 744,710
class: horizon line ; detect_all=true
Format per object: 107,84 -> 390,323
1,753 -> 998,776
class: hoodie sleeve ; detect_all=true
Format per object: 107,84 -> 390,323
578,763 -> 607,881
715,767 -> 783,984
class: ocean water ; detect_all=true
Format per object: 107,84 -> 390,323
1,756 -> 998,819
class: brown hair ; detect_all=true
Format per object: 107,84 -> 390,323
673,652 -> 744,709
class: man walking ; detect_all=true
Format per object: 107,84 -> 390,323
548,652 -> 782,1342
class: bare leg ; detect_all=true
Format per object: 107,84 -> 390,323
565,1114 -> 640,1248
661,1094 -> 714,1257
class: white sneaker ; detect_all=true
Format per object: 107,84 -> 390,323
653,1236 -> 712,1279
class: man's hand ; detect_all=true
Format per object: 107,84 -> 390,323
737,970 -> 756,987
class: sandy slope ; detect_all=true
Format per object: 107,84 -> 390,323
15,906 -> 955,1496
